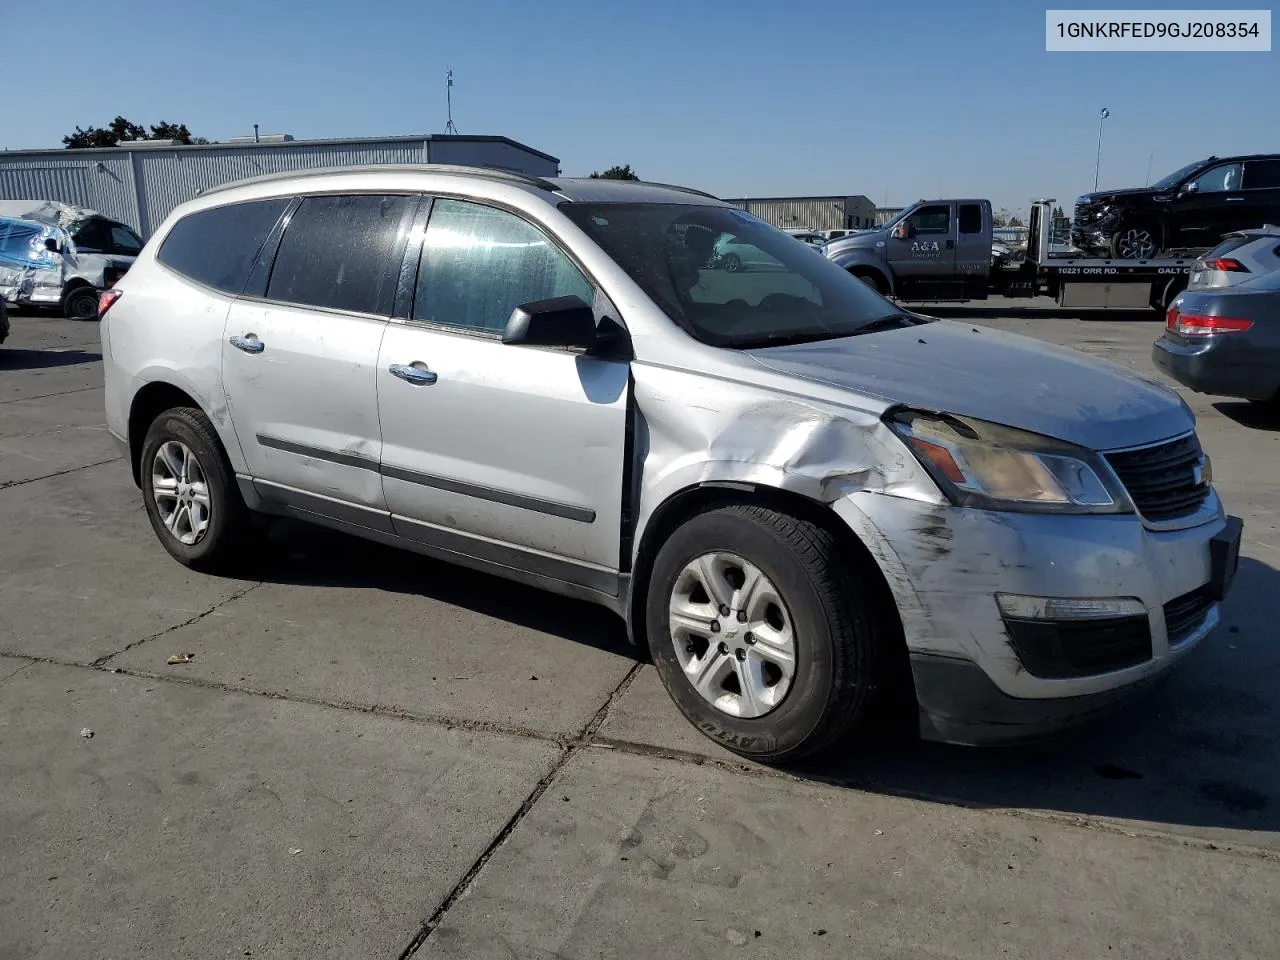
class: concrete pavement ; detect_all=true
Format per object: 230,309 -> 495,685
2,303 -> 1277,959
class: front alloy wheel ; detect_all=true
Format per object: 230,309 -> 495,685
669,552 -> 796,718
1112,225 -> 1157,260
151,440 -> 212,545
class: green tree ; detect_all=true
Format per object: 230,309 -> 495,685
64,116 -> 208,148
588,164 -> 639,180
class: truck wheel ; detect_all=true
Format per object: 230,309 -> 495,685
645,504 -> 892,763
62,286 -> 99,320
1109,223 -> 1159,260
851,269 -> 887,294
140,407 -> 255,573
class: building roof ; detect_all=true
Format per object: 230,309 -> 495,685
0,134 -> 559,164
723,194 -> 874,205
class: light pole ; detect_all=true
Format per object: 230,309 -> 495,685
1094,107 -> 1110,191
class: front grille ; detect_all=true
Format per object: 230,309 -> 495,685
1003,615 -> 1153,679
1164,585 -> 1214,645
1105,434 -> 1209,523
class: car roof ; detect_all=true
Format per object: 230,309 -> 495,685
197,163 -> 726,207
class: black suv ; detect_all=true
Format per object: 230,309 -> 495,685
1072,154 -> 1280,260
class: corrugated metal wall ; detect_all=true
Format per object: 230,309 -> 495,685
726,196 -> 878,231
0,154 -> 137,227
135,142 -> 427,234
0,138 -> 556,236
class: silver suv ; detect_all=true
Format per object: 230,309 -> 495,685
101,165 -> 1241,761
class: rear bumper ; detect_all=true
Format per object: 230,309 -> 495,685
1152,336 -> 1280,401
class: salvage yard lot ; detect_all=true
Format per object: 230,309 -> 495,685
2,301 -> 1278,959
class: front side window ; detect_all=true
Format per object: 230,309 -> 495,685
108,225 -> 143,255
157,198 -> 290,294
906,205 -> 950,235
267,194 -> 413,315
1190,163 -> 1243,194
562,202 -> 905,348
413,199 -> 593,334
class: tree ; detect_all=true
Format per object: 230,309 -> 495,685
64,116 -> 208,148
588,164 -> 639,181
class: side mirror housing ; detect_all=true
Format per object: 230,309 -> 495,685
502,295 -> 608,349
890,223 -> 910,240
1180,181 -> 1198,196
44,237 -> 61,253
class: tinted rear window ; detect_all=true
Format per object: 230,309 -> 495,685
158,199 -> 290,294
1243,159 -> 1280,190
958,203 -> 983,234
266,194 -> 413,315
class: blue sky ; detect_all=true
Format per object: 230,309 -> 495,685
6,0 -> 1274,211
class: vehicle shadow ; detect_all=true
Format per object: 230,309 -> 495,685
793,554 -> 1280,842
247,518 -> 636,660
1214,401 -> 1280,432
0,349 -> 102,370
243,518 -> 1277,841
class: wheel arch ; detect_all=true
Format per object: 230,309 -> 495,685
126,380 -> 231,488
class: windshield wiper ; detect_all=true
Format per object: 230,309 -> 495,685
848,313 -> 922,336
728,330 -> 843,349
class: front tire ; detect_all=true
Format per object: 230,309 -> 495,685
62,286 -> 99,320
645,505 -> 891,763
140,407 -> 253,573
1109,223 -> 1159,260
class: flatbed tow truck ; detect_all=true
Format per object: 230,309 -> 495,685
824,198 -> 1199,313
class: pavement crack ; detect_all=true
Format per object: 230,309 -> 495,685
91,583 -> 262,667
396,661 -> 644,959
0,456 -> 122,490
0,661 -> 34,683
0,385 -> 102,405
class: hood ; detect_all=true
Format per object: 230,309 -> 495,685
1076,187 -> 1159,205
824,230 -> 885,255
748,320 -> 1191,451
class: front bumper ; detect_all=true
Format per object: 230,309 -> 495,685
1152,336 -> 1280,402
834,492 -> 1237,744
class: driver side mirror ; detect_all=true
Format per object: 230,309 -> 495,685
1179,181 -> 1198,196
44,237 -> 61,253
890,223 -> 911,240
502,295 -> 624,353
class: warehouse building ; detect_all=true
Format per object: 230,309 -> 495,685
721,194 -> 877,232
0,134 -> 559,237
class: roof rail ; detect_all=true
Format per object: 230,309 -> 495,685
197,163 -> 560,198
636,180 -> 721,200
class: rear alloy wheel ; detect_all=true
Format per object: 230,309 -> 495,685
1109,224 -> 1159,260
721,253 -> 742,272
140,407 -> 254,572
646,504 -> 893,763
62,286 -> 99,320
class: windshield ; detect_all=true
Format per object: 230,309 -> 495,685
1151,159 -> 1207,191
562,202 -> 907,348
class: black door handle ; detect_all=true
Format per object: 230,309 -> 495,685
946,239 -> 954,249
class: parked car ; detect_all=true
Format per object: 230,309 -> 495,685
1186,225 -> 1280,291
0,296 -> 9,345
1072,155 -> 1280,260
783,229 -> 829,249
1153,269 -> 1280,405
0,201 -> 142,318
102,165 -> 1241,762
710,231 -> 785,271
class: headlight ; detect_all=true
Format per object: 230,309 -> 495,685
887,409 -> 1131,514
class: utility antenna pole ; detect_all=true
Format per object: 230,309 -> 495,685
445,69 -> 458,134
1093,107 -> 1109,191
1145,150 -> 1155,185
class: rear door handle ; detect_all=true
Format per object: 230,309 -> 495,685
945,238 -> 954,249
389,362 -> 438,385
229,334 -> 265,354
1223,196 -> 1244,202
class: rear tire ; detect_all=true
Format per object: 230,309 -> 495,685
722,253 -> 742,272
62,286 -> 99,320
645,504 -> 893,764
140,407 -> 254,574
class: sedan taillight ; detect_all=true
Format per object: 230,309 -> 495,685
1203,258 -> 1248,273
1166,307 -> 1253,337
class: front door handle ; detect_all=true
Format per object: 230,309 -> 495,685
1223,196 -> 1244,202
229,334 -> 265,354
945,238 -> 954,249
389,362 -> 438,385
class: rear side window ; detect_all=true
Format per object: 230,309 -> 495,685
266,194 -> 413,315
958,203 -> 983,234
1242,159 -> 1280,190
413,199 -> 593,334
158,199 -> 290,294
